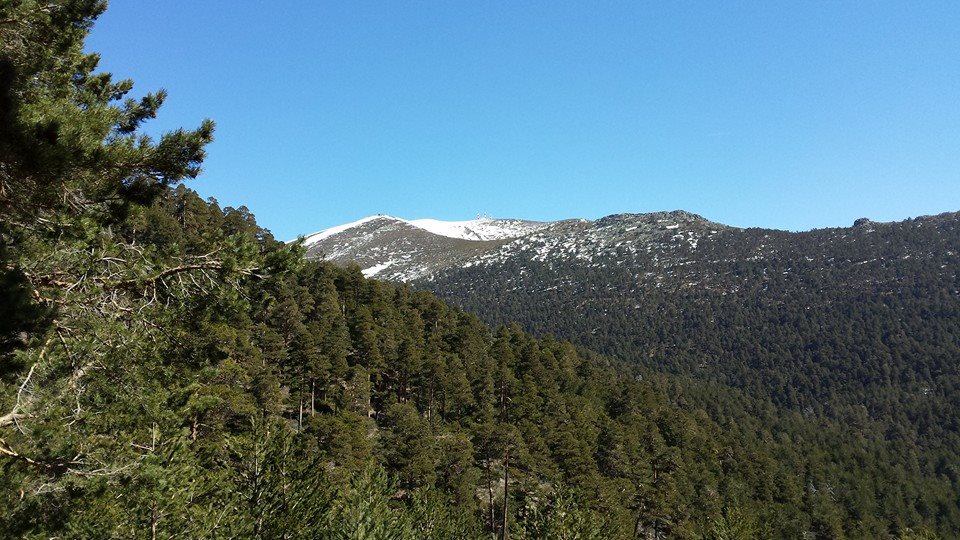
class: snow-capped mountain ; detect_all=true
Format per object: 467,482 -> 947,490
295,209 -> 960,448
298,215 -> 549,280
297,209 -> 959,311
302,215 -> 547,245
297,210 -> 724,282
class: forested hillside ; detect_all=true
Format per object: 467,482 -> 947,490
422,215 -> 960,537
425,212 -> 960,419
0,2 -> 952,539
5,175 -> 780,537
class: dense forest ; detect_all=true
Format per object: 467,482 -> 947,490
424,214 -> 960,537
0,2 -> 952,539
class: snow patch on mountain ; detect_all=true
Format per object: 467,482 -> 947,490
407,218 -> 545,241
301,215 -> 391,245
301,215 -> 545,244
362,260 -> 394,277
299,210 -> 735,284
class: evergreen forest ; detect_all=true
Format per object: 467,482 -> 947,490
0,2 -> 953,538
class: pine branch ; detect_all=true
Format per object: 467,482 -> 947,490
0,437 -> 72,475
113,262 -> 225,290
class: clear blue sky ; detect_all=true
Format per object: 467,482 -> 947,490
86,1 -> 959,238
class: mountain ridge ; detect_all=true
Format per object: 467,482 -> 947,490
300,214 -> 548,244
299,209 -> 736,280
298,209 -> 960,282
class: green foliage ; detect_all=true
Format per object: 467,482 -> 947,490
705,507 -> 764,540
428,214 -> 960,537
516,484 -> 608,540
230,420 -> 335,539
0,0 -> 213,228
325,466 -> 413,540
0,3 -> 955,539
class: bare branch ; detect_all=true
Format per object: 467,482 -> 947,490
113,262 -> 225,291
0,363 -> 36,428
0,437 -> 73,475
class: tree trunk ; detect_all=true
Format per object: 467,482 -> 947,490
501,446 -> 510,540
486,458 -> 496,532
151,503 -> 158,540
298,396 -> 303,431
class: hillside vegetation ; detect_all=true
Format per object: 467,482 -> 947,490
424,214 -> 960,537
0,2 -> 952,538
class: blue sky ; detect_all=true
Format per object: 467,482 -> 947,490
87,2 -> 959,238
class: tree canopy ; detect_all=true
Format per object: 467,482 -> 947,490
0,2 -> 952,539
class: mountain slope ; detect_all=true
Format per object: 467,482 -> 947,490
420,211 -> 960,404
300,209 -> 960,535
300,209 -> 960,429
301,211 -> 959,411
301,210 -> 723,278
301,215 -> 546,280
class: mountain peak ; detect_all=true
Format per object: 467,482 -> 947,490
596,210 -> 711,225
405,217 -> 546,241
297,210 -> 732,281
301,215 -> 402,245
300,215 -> 545,245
